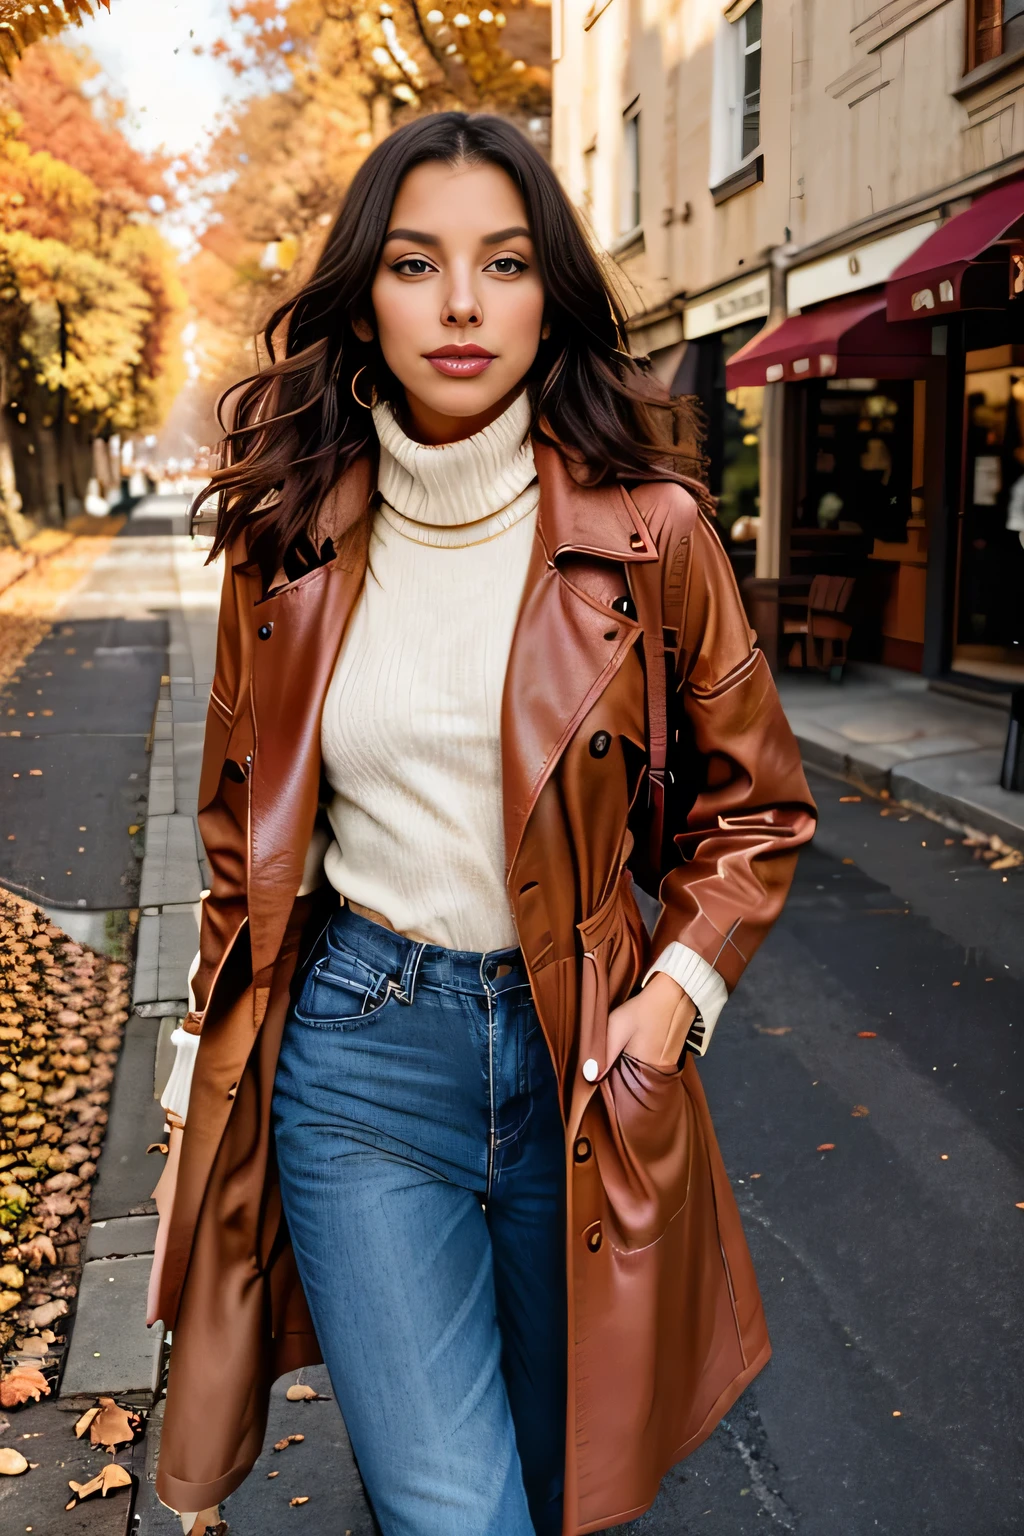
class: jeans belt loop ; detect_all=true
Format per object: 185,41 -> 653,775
383,941 -> 426,1006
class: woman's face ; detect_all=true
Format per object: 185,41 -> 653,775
363,159 -> 546,444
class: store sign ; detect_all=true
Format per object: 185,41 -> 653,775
683,272 -> 771,339
787,221 -> 940,314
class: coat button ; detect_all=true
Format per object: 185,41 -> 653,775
573,1137 -> 592,1163
257,622 -> 273,640
589,730 -> 611,758
582,1057 -> 599,1082
586,1224 -> 603,1252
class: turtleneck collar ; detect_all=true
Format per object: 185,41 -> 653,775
371,390 -> 536,532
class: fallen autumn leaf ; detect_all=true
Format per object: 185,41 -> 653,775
0,1365 -> 50,1408
285,1383 -> 324,1402
65,1462 -> 132,1506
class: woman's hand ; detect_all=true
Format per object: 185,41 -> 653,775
607,971 -> 697,1071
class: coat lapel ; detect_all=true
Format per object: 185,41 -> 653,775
247,459 -> 373,980
501,443 -> 659,874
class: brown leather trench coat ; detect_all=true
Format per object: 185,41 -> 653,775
152,442 -> 816,1533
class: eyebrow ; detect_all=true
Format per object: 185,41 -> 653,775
381,225 -> 533,247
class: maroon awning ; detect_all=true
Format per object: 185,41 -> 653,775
725,291 -> 932,389
887,177 -> 1024,322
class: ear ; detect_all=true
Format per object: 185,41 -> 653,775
352,316 -> 375,344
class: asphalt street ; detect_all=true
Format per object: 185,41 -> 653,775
133,768 -> 1023,1536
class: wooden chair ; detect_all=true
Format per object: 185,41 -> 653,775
783,574 -> 855,681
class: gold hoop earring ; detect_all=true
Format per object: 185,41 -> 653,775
350,366 -> 378,410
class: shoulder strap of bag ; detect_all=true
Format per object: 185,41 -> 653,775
625,483 -> 698,873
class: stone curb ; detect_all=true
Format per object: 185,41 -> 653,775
792,729 -> 1024,848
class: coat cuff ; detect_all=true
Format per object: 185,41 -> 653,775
642,942 -> 729,1055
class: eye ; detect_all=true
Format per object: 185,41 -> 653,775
484,256 -> 528,276
390,256 -> 436,276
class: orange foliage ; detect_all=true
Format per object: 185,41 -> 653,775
7,47 -> 168,215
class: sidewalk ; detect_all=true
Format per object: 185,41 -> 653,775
47,501 -> 224,1524
778,664 -> 1024,848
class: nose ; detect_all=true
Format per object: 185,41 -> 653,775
441,261 -> 481,328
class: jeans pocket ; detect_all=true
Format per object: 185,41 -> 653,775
292,954 -> 396,1031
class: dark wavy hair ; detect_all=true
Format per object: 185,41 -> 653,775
196,111 -> 708,587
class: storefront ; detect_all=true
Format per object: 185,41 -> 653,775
726,290 -> 938,672
887,178 -> 1024,688
673,271 -> 770,580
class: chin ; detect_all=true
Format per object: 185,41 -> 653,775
417,379 -> 515,420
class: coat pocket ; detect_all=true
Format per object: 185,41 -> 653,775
591,1053 -> 695,1252
577,872 -> 694,1253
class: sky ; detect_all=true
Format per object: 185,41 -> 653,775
81,0 -> 257,158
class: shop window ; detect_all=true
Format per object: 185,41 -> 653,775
710,1 -> 763,189
673,319 -> 765,575
620,109 -> 641,237
957,368 -> 1024,684
967,0 -> 1024,70
790,379 -> 928,672
797,380 -> 914,547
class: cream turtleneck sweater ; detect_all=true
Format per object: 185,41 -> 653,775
320,391 -> 539,950
159,393 -> 729,1131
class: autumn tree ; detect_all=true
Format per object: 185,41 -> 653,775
0,44 -> 186,537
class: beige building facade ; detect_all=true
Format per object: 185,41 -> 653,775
552,0 -> 1024,688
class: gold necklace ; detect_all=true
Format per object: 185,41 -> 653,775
377,477 -> 538,533
374,485 -> 537,552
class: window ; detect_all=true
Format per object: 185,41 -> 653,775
741,2 -> 762,160
710,0 -> 763,192
967,0 -> 1024,70
620,109 -> 640,236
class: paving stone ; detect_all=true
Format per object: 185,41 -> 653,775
85,1213 -> 159,1261
155,905 -> 199,1004
60,1255 -> 163,1402
172,718 -> 205,812
133,912 -> 160,1006
138,813 -> 203,907
91,1013 -> 166,1222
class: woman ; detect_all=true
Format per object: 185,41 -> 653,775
150,112 -> 815,1536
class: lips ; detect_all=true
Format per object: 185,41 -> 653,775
424,344 -> 496,378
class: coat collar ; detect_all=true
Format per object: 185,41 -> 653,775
531,441 -> 660,565
302,439 -> 662,569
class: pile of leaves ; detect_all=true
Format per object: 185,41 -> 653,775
0,886 -> 128,1355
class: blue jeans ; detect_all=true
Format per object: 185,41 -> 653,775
271,905 -> 567,1536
